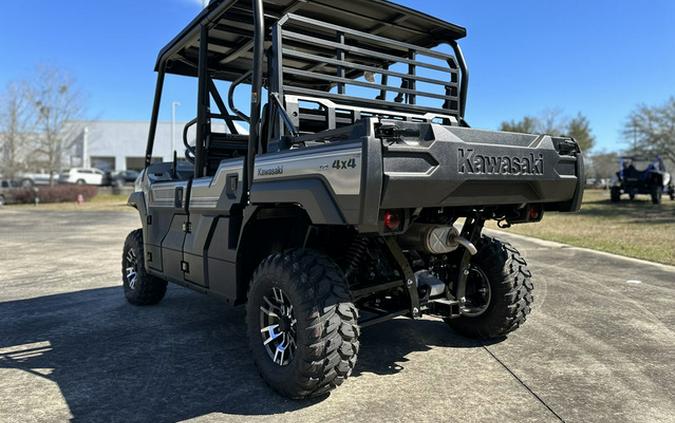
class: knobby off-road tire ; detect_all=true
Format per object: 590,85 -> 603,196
246,249 -> 359,399
650,186 -> 662,205
122,229 -> 167,305
610,187 -> 621,202
447,236 -> 533,339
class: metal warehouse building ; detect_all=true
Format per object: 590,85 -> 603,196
69,121 -> 239,171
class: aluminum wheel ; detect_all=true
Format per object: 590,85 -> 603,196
259,287 -> 297,366
461,265 -> 492,317
125,248 -> 138,290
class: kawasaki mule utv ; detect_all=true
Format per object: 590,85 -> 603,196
122,0 -> 584,398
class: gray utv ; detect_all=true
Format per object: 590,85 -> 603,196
122,0 -> 584,399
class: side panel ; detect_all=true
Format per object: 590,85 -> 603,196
161,214 -> 188,282
205,217 -> 238,302
145,179 -> 190,274
250,142 -> 364,224
184,158 -> 243,297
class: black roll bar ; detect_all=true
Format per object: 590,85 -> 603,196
448,40 -> 469,120
228,71 -> 252,123
242,0 -> 264,204
195,24 -> 211,178
144,62 -> 166,169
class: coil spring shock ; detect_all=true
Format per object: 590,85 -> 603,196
343,235 -> 369,280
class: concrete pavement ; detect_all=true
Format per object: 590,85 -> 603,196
0,208 -> 673,422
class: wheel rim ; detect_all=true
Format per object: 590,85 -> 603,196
125,248 -> 138,290
259,287 -> 297,366
461,266 -> 492,317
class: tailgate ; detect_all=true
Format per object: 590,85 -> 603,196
376,121 -> 584,212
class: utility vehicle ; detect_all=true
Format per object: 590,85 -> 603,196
122,0 -> 584,398
610,156 -> 674,204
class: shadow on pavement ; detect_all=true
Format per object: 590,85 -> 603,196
0,286 -> 494,421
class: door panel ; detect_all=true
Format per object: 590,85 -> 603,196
184,158 -> 244,290
146,180 -> 190,276
161,214 -> 188,282
182,216 -> 216,287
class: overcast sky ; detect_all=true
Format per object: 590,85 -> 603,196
1,0 -> 673,152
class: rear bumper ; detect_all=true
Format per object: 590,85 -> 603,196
376,122 -> 584,212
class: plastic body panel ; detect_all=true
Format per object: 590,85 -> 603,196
377,123 -> 582,211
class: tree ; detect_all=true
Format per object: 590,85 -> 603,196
500,116 -> 537,134
28,66 -> 85,185
500,110 -> 596,153
0,82 -> 34,179
622,97 -> 675,163
566,113 -> 596,153
589,151 -> 619,180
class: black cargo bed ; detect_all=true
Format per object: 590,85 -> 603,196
373,121 -> 584,213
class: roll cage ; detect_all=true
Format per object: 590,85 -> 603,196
144,0 -> 469,203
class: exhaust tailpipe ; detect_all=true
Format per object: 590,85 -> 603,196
398,224 -> 477,255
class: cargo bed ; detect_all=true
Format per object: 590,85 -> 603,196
375,120 -> 583,211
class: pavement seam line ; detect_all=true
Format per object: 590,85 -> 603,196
482,345 -> 566,423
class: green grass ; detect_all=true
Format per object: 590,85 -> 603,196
490,189 -> 675,265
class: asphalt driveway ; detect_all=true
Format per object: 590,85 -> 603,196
0,208 -> 673,422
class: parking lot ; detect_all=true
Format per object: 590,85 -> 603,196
1,208 -> 674,423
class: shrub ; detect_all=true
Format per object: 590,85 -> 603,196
10,185 -> 98,204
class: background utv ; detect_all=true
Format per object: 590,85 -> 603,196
122,0 -> 584,399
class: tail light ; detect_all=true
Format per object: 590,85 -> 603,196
382,209 -> 402,232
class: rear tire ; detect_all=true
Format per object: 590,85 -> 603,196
650,186 -> 662,205
610,187 -> 621,202
446,236 -> 533,339
122,229 -> 167,305
76,179 -> 86,185
246,249 -> 359,399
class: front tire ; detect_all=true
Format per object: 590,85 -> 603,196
246,249 -> 359,399
122,229 -> 167,305
446,236 -> 533,339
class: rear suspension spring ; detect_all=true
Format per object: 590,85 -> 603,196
343,235 -> 369,280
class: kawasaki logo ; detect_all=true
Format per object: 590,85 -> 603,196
458,148 -> 544,175
257,166 -> 283,176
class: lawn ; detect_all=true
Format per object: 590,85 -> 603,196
491,189 -> 675,266
8,193 -> 132,212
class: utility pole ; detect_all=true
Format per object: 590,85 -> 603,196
171,101 -> 181,159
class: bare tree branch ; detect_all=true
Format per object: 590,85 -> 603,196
26,66 -> 85,185
0,81 -> 36,179
623,97 -> 675,163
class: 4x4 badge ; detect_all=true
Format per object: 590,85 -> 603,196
331,158 -> 357,170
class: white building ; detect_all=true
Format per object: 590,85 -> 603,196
68,120 -> 241,171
